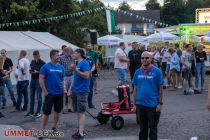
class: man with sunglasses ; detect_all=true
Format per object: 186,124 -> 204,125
132,51 -> 164,140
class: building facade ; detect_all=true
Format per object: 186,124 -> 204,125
115,10 -> 160,35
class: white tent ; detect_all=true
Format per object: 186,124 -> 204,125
0,31 -> 79,84
144,32 -> 179,43
97,35 -> 122,46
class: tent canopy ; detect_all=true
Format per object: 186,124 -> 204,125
0,31 -> 79,51
97,35 -> 123,46
144,32 -> 179,43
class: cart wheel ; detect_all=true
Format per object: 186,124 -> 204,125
111,116 -> 124,130
97,111 -> 110,124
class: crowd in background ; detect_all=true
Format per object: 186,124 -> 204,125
0,41 -> 208,140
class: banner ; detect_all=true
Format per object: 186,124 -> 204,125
106,10 -> 116,33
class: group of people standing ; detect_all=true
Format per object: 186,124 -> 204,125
0,43 -> 99,140
114,41 -> 207,140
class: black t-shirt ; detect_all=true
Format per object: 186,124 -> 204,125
0,69 -> 5,86
3,57 -> 13,71
195,51 -> 207,63
128,49 -> 142,70
30,59 -> 46,79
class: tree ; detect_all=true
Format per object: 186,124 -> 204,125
146,0 -> 160,10
118,1 -> 132,11
185,0 -> 209,23
161,0 -> 187,25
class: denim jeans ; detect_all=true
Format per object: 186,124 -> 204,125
115,68 -> 127,84
16,80 -> 29,110
88,76 -> 94,108
2,77 -> 16,105
195,63 -> 206,90
29,79 -> 42,114
0,86 -> 5,107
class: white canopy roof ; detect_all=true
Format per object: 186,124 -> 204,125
144,32 -> 179,43
97,35 -> 123,46
0,31 -> 79,51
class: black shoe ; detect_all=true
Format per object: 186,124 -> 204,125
0,112 -> 5,118
21,108 -> 27,111
1,106 -> 5,109
13,102 -> 16,106
52,127 -> 57,132
25,112 -> 34,117
194,89 -> 202,94
38,136 -> 43,140
68,109 -> 73,112
72,130 -> 86,139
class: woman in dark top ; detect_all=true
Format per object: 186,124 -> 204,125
194,43 -> 207,93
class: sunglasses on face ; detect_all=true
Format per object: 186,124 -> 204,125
141,57 -> 150,60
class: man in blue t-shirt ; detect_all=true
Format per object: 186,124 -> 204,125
132,51 -> 164,140
39,49 -> 66,139
70,49 -> 91,140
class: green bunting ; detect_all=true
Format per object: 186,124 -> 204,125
0,6 -> 169,29
0,6 -> 105,29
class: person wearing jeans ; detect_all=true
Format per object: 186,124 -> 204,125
26,50 -> 45,117
15,50 -> 30,111
16,80 -> 29,111
194,43 -> 207,93
0,49 -> 16,108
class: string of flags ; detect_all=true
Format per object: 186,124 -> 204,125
0,7 -> 105,29
115,9 -> 169,27
0,6 -> 169,29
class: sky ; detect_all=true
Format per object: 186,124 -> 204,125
101,0 -> 163,10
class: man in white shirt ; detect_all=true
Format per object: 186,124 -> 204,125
114,42 -> 129,85
15,50 -> 30,111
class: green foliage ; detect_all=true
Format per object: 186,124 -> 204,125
0,0 -> 107,48
118,1 -> 132,11
160,0 -> 210,25
146,0 -> 160,10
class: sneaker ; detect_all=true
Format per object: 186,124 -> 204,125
13,101 -> 16,107
1,106 -> 5,109
52,127 -> 57,132
72,131 -> 86,139
177,85 -> 183,89
25,112 -> 34,117
0,112 -> 5,118
38,136 -> 43,140
77,133 -> 85,140
34,113 -> 42,118
72,131 -> 79,138
189,88 -> 194,93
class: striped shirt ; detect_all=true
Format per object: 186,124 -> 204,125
59,55 -> 74,76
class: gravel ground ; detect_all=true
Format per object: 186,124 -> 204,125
0,70 -> 210,140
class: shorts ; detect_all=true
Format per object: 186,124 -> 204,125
115,68 -> 127,83
170,68 -> 179,73
166,64 -> 170,72
42,94 -> 63,115
72,93 -> 88,113
92,69 -> 98,77
161,62 -> 167,72
182,69 -> 192,79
